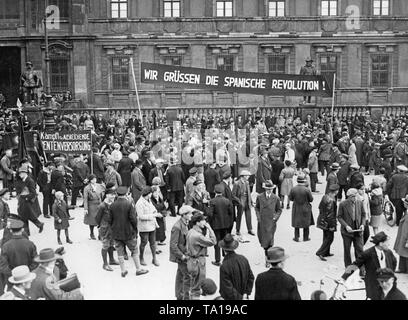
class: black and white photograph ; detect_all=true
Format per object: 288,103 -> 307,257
0,0 -> 408,306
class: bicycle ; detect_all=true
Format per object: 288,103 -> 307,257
320,275 -> 366,300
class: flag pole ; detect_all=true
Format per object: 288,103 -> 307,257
130,57 -> 143,127
330,73 -> 336,143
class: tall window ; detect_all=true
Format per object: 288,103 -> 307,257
49,0 -> 70,19
216,1 -> 233,17
321,0 -> 337,16
163,55 -> 182,66
373,0 -> 389,16
217,55 -> 234,71
51,59 -> 69,92
319,54 -> 337,81
371,54 -> 390,87
268,55 -> 286,74
164,0 -> 181,17
0,0 -> 19,19
269,1 -> 285,17
112,57 -> 129,89
111,0 -> 127,18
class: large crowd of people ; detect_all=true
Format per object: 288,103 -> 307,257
0,105 -> 407,300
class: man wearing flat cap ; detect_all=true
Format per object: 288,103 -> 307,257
0,218 -> 37,295
170,205 -> 194,300
376,268 -> 407,300
186,212 -> 217,299
342,232 -> 397,300
316,184 -> 339,261
386,165 -> 408,226
208,184 -> 234,267
337,188 -> 367,267
232,170 -> 254,236
255,247 -> 301,300
219,234 -> 254,300
325,163 -> 339,195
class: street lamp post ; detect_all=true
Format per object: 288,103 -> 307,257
43,0 -> 51,96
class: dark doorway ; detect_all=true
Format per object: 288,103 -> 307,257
0,47 -> 21,107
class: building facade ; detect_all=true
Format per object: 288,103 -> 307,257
0,0 -> 408,113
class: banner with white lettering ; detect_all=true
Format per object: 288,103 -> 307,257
40,130 -> 92,154
141,62 -> 333,97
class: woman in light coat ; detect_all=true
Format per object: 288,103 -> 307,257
348,139 -> 358,167
136,186 -> 162,267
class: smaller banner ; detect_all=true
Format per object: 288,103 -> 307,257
40,130 -> 92,154
141,62 -> 333,97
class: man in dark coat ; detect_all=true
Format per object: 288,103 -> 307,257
165,160 -> 185,217
0,149 -> 15,194
316,184 -> 339,261
337,155 -> 351,200
270,155 -> 284,199
219,172 -> 239,234
342,232 -> 397,300
169,205 -> 194,300
37,162 -> 54,218
141,151 -> 155,182
232,170 -> 254,236
204,163 -> 220,198
354,132 -> 365,167
386,165 -> 408,226
288,175 -> 314,242
255,147 -> 272,194
0,219 -> 38,293
255,247 -> 301,300
349,164 -> 364,189
376,268 -> 407,300
108,186 -> 148,277
255,180 -> 282,262
88,148 -> 105,184
208,184 -> 234,266
50,164 -> 67,200
325,163 -> 339,194
337,188 -> 366,267
70,155 -> 89,207
117,149 -> 133,187
15,166 -> 44,236
219,234 -> 254,300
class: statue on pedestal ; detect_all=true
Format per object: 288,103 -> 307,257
21,61 -> 42,104
299,57 -> 317,104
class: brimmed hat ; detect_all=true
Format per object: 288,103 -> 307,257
346,188 -> 358,197
376,268 -> 396,280
219,234 -> 239,251
116,186 -> 128,196
0,188 -> 10,197
18,166 -> 29,174
106,159 -> 115,166
330,163 -> 340,170
262,180 -> 275,190
193,179 -> 203,186
266,247 -> 289,263
397,165 -> 408,172
88,174 -> 96,182
141,186 -> 152,196
189,167 -> 198,175
8,266 -> 36,284
34,248 -> 61,263
105,188 -> 116,195
239,170 -> 251,177
350,164 -> 360,170
305,57 -> 314,62
370,231 -> 389,245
